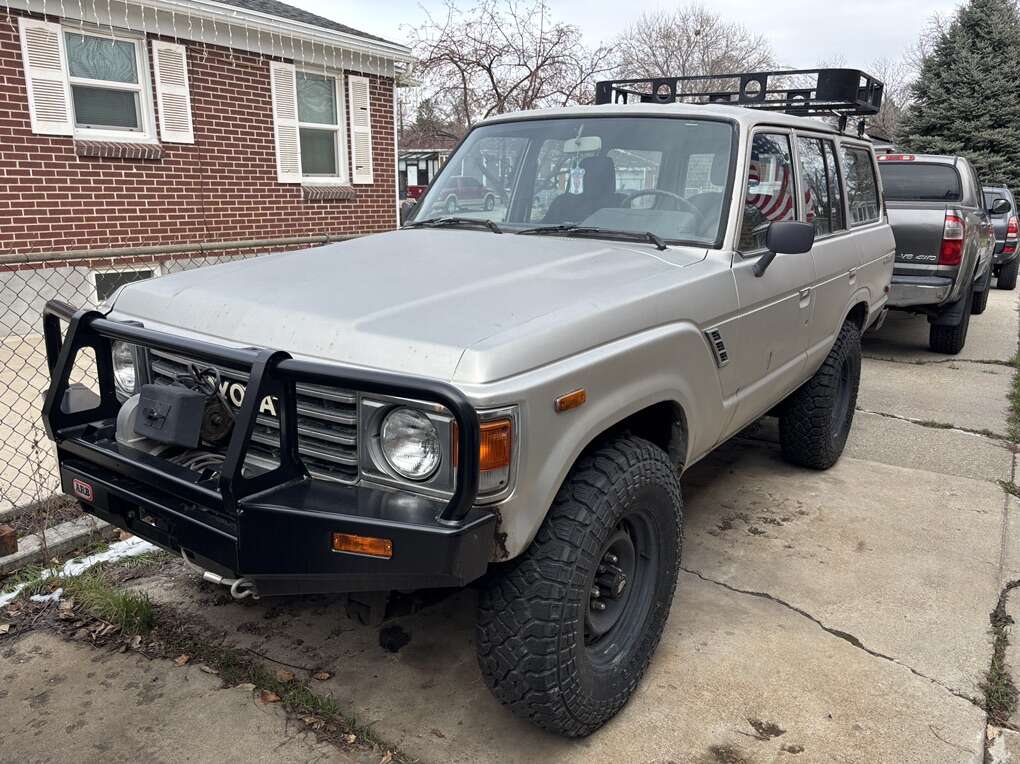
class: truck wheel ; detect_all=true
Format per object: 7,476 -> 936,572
778,320 -> 861,470
929,289 -> 972,354
999,257 -> 1019,290
476,436 -> 682,737
972,268 -> 991,314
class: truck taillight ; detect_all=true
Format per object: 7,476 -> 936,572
939,212 -> 965,266
1005,216 -> 1019,255
877,153 -> 915,161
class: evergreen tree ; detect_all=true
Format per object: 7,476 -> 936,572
899,0 -> 1020,195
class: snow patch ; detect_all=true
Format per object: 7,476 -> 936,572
0,536 -> 158,608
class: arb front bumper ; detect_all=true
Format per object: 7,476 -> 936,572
42,301 -> 496,597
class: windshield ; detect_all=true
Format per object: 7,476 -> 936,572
407,116 -> 735,246
878,162 -> 961,202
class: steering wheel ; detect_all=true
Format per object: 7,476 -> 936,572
622,189 -> 700,215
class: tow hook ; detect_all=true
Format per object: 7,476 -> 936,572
181,550 -> 259,600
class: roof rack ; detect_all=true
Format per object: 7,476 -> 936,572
594,68 -> 884,130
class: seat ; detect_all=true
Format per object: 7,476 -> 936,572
542,156 -> 625,224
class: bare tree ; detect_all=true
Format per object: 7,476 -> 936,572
404,0 -> 612,126
866,56 -> 911,140
612,5 -> 775,83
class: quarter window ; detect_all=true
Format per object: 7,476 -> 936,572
840,147 -> 881,226
797,137 -> 845,237
823,142 -> 846,231
297,72 -> 344,178
740,133 -> 796,251
65,31 -> 147,133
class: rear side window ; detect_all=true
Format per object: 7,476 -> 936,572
879,163 -> 962,202
797,136 -> 845,237
739,132 -> 796,251
840,147 -> 880,226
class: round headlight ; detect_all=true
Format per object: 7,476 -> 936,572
111,341 -> 138,395
380,407 -> 441,480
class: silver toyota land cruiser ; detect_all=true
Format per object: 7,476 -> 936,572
41,69 -> 894,737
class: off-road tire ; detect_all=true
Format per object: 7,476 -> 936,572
999,257 -> 1019,290
778,320 -> 861,470
929,289 -> 972,354
476,436 -> 682,737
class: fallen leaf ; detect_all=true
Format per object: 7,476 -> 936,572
58,599 -> 74,612
275,669 -> 295,683
236,683 -> 256,691
130,635 -> 142,650
379,752 -> 393,764
118,530 -> 134,541
312,671 -> 331,681
199,665 -> 218,675
0,623 -> 10,635
343,733 -> 357,744
260,689 -> 281,703
173,655 -> 191,667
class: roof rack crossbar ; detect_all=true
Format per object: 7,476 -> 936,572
594,68 -> 884,118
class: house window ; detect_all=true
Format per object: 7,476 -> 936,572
93,266 -> 157,302
64,31 -> 151,138
297,71 -> 344,178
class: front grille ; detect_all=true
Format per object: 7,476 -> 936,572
148,351 -> 359,483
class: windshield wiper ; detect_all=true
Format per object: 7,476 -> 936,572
404,216 -> 502,234
517,224 -> 667,251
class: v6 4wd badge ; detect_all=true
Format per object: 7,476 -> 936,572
219,380 -> 278,418
900,252 -> 939,263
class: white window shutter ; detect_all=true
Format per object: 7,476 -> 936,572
270,61 -> 301,183
347,75 -> 373,184
18,17 -> 73,136
153,41 -> 193,144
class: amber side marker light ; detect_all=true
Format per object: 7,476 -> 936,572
331,532 -> 393,559
554,388 -> 587,413
479,419 -> 513,471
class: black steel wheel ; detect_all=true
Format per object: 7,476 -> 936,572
476,436 -> 682,737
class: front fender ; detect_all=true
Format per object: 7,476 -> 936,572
460,322 -> 726,559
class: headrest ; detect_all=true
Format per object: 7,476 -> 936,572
579,155 -> 616,194
710,155 -> 728,187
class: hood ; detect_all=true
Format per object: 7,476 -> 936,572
110,229 -> 706,382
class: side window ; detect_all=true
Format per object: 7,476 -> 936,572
841,147 -> 880,226
796,136 -> 846,237
822,141 -> 846,232
740,133 -> 796,252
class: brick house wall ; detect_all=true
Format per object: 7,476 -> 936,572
0,8 -> 398,258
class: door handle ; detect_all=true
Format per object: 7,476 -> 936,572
798,288 -> 812,306
848,268 -> 857,284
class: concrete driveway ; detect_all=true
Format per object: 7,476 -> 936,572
4,289 -> 1018,763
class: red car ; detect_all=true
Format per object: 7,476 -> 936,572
437,176 -> 498,213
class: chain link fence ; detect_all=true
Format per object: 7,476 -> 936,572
0,247 -> 300,515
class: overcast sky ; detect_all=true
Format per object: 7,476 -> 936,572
293,0 -> 962,66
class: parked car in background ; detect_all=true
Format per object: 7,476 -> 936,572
435,175 -> 498,213
406,184 -> 428,200
982,185 -> 1020,290
877,154 -> 995,353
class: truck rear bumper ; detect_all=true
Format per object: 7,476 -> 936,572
887,275 -> 954,308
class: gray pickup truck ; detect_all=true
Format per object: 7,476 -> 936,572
983,185 -> 1019,290
877,154 -> 996,353
41,69 -> 893,736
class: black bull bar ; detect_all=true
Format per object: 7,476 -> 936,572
41,300 -> 496,595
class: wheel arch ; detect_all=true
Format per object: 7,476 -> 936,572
580,399 -> 689,472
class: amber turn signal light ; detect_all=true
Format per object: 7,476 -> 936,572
554,388 -> 587,413
331,532 -> 393,558
479,419 -> 512,471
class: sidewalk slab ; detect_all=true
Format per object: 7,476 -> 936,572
682,440 -> 1003,698
0,632 -> 358,764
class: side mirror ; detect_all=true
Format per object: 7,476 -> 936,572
399,199 -> 416,225
991,198 -> 1011,215
753,221 -> 816,277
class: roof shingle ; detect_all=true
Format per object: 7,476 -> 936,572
214,0 -> 401,47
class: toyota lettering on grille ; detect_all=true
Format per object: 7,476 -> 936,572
219,380 -> 279,418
